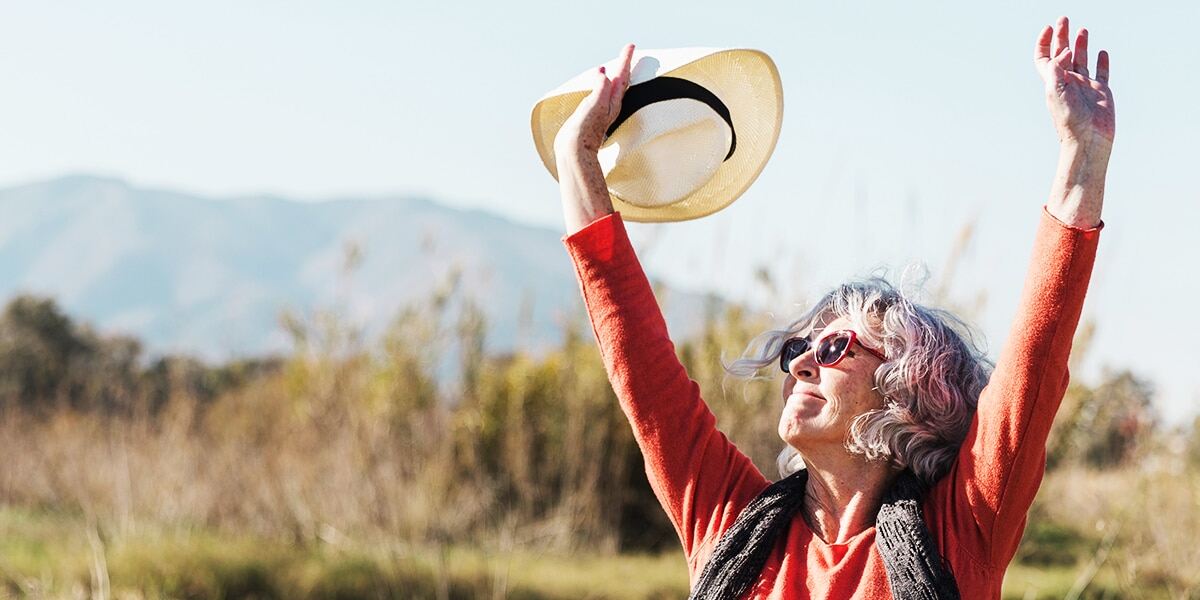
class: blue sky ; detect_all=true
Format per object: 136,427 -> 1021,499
0,1 -> 1196,422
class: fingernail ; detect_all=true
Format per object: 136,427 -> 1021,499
599,66 -> 606,74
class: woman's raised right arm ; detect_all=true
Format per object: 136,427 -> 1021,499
555,45 -> 769,569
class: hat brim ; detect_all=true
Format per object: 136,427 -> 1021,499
531,48 -> 783,223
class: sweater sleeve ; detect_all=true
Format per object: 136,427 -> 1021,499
953,205 -> 1103,567
562,212 -> 770,565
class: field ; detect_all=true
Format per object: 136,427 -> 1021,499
0,289 -> 1195,598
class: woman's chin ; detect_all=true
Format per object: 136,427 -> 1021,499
780,401 -> 821,426
779,407 -> 839,448
778,417 -> 818,446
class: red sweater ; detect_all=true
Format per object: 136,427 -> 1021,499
562,207 -> 1102,599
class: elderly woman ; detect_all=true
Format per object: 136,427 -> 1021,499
554,16 -> 1112,600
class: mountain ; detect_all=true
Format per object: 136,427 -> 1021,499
0,175 -> 717,360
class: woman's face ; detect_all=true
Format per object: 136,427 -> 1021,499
778,315 -> 887,452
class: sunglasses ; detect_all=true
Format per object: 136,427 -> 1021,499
778,329 -> 887,373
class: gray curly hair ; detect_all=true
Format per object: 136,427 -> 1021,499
726,277 -> 993,485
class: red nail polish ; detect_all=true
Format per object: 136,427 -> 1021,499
599,66 -> 606,74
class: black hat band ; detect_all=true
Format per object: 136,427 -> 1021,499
604,76 -> 737,161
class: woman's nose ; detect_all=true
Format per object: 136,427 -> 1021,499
787,351 -> 818,381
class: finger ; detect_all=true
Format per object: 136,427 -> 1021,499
1097,49 -> 1110,83
1034,25 -> 1053,64
1051,15 -> 1069,57
582,66 -> 611,107
595,66 -> 611,91
609,43 -> 636,105
616,43 -> 635,88
1053,47 -> 1074,71
1073,28 -> 1089,77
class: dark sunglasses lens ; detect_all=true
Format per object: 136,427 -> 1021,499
779,338 -> 810,372
816,333 -> 851,365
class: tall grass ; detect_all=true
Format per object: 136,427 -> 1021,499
0,278 -> 785,558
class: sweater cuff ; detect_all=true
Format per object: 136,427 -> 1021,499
1041,205 -> 1105,236
561,212 -> 627,262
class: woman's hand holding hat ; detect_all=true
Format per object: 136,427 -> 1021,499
554,44 -> 636,156
554,44 -> 635,234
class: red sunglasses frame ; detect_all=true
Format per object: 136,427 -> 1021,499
779,329 -> 887,373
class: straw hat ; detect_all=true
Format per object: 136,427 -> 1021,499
531,47 -> 783,223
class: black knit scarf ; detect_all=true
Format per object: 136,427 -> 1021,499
688,469 -> 960,600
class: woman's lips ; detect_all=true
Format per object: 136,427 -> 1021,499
787,391 -> 825,404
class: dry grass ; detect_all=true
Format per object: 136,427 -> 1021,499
0,305 -> 779,556
1028,461 -> 1200,598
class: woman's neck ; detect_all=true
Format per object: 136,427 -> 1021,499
799,450 -> 900,544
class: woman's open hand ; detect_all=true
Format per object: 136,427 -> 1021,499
554,44 -> 636,157
1034,16 -> 1116,149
